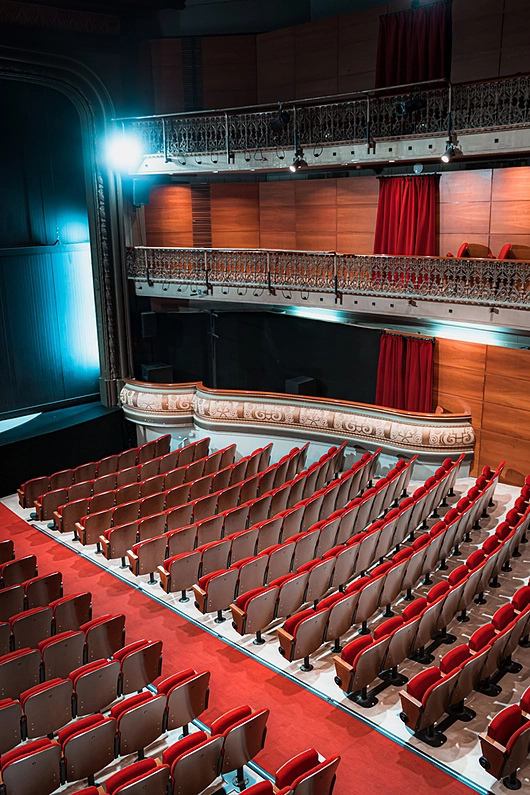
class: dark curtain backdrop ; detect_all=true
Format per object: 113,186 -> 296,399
375,332 -> 434,412
0,80 -> 99,416
373,175 -> 438,256
375,2 -> 448,88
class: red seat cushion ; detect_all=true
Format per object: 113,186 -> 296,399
69,660 -> 111,685
440,644 -> 471,674
322,546 -> 345,561
113,639 -> 147,662
341,635 -> 373,667
513,586 -> 530,612
407,667 -> 441,702
402,598 -> 427,621
268,574 -> 296,589
1,738 -> 51,771
58,714 -> 105,746
412,533 -> 430,551
198,570 -> 226,590
392,548 -> 413,564
346,532 -> 366,547
489,704 -> 524,746
466,550 -> 486,570
275,749 -> 319,790
283,609 -> 315,637
492,604 -> 516,632
242,782 -> 274,795
429,521 -> 446,537
469,624 -> 496,652
297,560 -> 319,574
235,587 -> 268,611
210,705 -> 251,736
20,678 -> 63,706
106,759 -> 158,795
38,631 -> 80,653
448,566 -> 469,587
427,582 -> 449,603
110,691 -> 152,721
345,576 -> 371,595
373,617 -> 403,640
156,669 -> 196,695
444,508 -> 459,523
316,593 -> 344,612
371,562 -> 393,578
496,521 -> 512,541
482,536 -> 500,555
79,614 -> 115,633
162,731 -> 208,767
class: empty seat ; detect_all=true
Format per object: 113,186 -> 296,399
55,499 -> 90,536
10,606 -> 52,650
0,555 -> 37,588
158,551 -> 201,601
20,677 -> 73,738
162,730 -> 223,795
39,631 -> 85,680
128,536 -> 167,583
104,759 -> 170,795
0,585 -> 25,623
81,613 -> 125,662
277,608 -> 329,672
97,454 -> 119,476
111,691 -> 166,756
211,704 -> 269,786
74,463 -> 97,483
138,511 -> 165,541
0,540 -> 14,566
113,639 -> 162,695
101,522 -> 139,567
0,698 -> 22,755
193,568 -> 239,622
0,737 -> 62,795
274,749 -> 340,795
69,659 -> 120,716
156,668 -> 210,733
50,592 -> 91,633
0,648 -> 41,699
479,704 -> 530,790
398,665 -> 461,744
18,476 -> 50,510
58,713 -> 116,786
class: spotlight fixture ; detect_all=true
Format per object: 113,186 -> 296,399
289,149 -> 307,172
441,139 -> 460,163
270,104 -> 290,134
395,96 -> 427,117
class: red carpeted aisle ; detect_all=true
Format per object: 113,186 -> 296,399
0,503 -> 473,795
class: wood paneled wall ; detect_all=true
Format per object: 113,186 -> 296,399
144,167 -> 530,257
145,0 -> 530,114
433,339 -> 530,485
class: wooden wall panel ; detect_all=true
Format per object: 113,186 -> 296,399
256,27 -> 296,104
201,35 -> 257,109
451,0 -> 504,83
294,180 -> 336,251
486,346 -> 530,382
149,39 -> 186,114
144,185 -> 193,247
258,182 -> 296,250
337,7 -> 380,93
210,183 -> 260,248
499,0 -> 530,76
294,18 -> 338,99
480,431 -> 529,486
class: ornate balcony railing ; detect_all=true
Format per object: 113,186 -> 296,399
127,247 -> 530,310
120,74 -> 530,158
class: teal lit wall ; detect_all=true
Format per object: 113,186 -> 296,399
0,80 -> 100,416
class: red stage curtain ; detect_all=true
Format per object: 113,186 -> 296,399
373,175 -> 438,256
375,333 -> 434,412
375,2 -> 448,88
375,332 -> 406,410
405,337 -> 434,412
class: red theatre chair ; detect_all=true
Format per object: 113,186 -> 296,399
479,704 -> 530,790
274,748 -> 341,795
104,759 -> 170,795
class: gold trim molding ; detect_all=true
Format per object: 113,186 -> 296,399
120,380 -> 475,458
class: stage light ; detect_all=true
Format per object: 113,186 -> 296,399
106,131 -> 143,172
441,139 -> 461,163
289,149 -> 307,172
270,104 -> 290,134
395,97 -> 426,117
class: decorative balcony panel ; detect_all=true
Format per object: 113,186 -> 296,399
122,75 -> 530,159
126,247 -> 530,311
120,380 -> 475,458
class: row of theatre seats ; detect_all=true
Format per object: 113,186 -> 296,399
479,683 -> 530,790
193,452 -> 414,636
18,435 -> 174,512
78,442 -> 311,559
0,537 -> 341,795
228,455 -> 464,669
72,443 -> 350,594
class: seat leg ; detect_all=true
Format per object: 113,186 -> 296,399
447,699 -> 476,722
489,497 -> 495,507
457,609 -> 469,623
475,592 -> 486,605
438,558 -> 448,570
181,724 -> 189,737
148,572 -> 156,585
300,656 -> 313,672
490,575 -> 501,588
502,654 -> 523,674
88,775 -> 96,787
519,633 -> 530,648
179,590 -> 189,603
48,521 -> 57,531
232,766 -> 248,790
215,610 -> 226,623
254,630 -> 265,646
476,676 -> 502,697
503,771 -> 522,790
403,588 -> 414,601
513,546 -> 522,558
463,531 -> 472,543
412,646 -> 434,665
382,604 -> 394,618
120,557 -> 128,569
379,666 -> 407,686
350,686 -> 378,708
452,545 -> 460,556
137,748 -> 145,760
502,561 -> 512,572
432,508 -> 439,518
417,723 -> 447,747
96,542 -> 101,554
358,621 -> 370,635
423,573 -> 433,586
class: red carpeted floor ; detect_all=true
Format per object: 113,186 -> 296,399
0,503 -> 474,795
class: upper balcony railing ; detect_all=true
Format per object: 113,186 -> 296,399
117,74 -> 530,159
127,247 -> 530,310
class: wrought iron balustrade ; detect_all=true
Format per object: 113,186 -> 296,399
122,74 -> 530,158
127,247 -> 530,310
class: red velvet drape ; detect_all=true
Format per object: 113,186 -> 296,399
375,333 -> 434,412
373,175 -> 438,256
375,2 -> 448,88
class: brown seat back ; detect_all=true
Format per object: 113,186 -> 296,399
0,648 -> 40,699
166,504 -> 194,533
276,574 -> 309,619
237,557 -> 268,598
244,587 -> 279,635
196,515 -> 224,547
325,594 -> 358,642
22,678 -> 73,739
165,670 -> 210,731
105,523 -> 139,559
141,475 -> 165,498
74,463 -> 97,483
223,504 -> 249,537
135,536 -> 167,577
292,531 -> 319,570
120,640 -> 162,694
118,450 -> 138,470
53,593 -> 91,634
115,765 -> 170,795
200,540 -> 231,577
159,451 -> 180,474
93,473 -> 117,494
0,699 -> 22,755
221,708 -> 269,773
116,484 -> 141,505
305,559 -> 335,605
60,500 -> 89,535
0,584 -> 25,623
166,525 -> 196,558
292,755 -> 340,795
84,615 -> 125,662
68,482 -> 92,503
185,459 -> 205,483
229,528 -> 258,564
292,611 -> 329,661
0,540 -> 14,565
265,543 -> 294,584
138,512 -> 166,542
211,466 -> 232,493
170,735 -> 223,795
155,435 -> 171,457
11,606 -> 52,650
73,659 -> 120,716
2,741 -> 62,795
163,552 -> 201,594
41,631 -> 85,680
190,475 -> 213,501
117,694 -> 166,755
62,717 -> 116,782
2,555 -> 37,587
138,440 -> 157,464
0,622 -> 10,656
